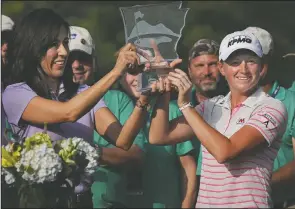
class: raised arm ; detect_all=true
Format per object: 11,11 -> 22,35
94,90 -> 146,164
147,58 -> 197,145
94,93 -> 150,150
149,91 -> 195,145
166,69 -> 288,164
3,43 -> 139,125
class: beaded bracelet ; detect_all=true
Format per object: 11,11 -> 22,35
179,102 -> 193,112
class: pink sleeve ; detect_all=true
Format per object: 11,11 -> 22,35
245,101 -> 287,146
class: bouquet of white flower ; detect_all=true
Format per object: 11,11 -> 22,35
1,132 -> 100,208
15,143 -> 63,184
58,137 -> 99,175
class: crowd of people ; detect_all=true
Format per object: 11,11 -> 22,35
1,7 -> 295,209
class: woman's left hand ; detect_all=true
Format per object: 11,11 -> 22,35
168,69 -> 192,107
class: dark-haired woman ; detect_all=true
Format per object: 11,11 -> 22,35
2,8 -> 152,208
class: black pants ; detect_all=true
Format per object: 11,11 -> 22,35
76,190 -> 93,208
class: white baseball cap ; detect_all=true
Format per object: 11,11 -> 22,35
243,26 -> 274,56
219,31 -> 263,61
2,15 -> 14,31
69,26 -> 95,55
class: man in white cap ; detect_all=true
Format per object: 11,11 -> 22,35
68,26 -> 97,86
1,15 -> 14,67
68,26 -> 146,208
244,26 -> 295,208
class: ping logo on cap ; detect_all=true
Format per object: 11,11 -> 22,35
228,35 -> 252,47
71,33 -> 77,39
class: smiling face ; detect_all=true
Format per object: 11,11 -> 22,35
40,26 -> 69,79
188,54 -> 220,92
68,51 -> 93,85
219,49 -> 265,95
120,72 -> 141,99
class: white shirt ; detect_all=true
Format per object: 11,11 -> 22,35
195,87 -> 288,208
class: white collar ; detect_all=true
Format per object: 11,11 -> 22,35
215,87 -> 265,109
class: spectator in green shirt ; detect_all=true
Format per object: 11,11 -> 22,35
119,69 -> 197,208
91,90 -> 146,208
244,26 -> 295,208
68,26 -> 148,208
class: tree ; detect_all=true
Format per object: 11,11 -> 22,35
2,1 -> 295,85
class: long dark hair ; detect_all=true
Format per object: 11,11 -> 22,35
1,30 -> 15,87
6,8 -> 78,99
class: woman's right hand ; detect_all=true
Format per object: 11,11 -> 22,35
113,43 -> 140,75
168,69 -> 192,107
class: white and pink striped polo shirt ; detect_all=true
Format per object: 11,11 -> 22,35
195,88 -> 287,208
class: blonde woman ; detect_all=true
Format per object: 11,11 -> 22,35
149,31 -> 287,208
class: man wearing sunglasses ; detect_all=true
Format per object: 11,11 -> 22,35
67,26 -> 97,86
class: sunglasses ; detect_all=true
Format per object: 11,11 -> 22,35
68,51 -> 92,63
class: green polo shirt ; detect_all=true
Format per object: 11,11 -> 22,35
289,81 -> 295,92
269,81 -> 295,172
141,100 -> 195,208
191,86 -> 202,176
91,90 -> 146,208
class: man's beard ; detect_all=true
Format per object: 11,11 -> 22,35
195,75 -> 222,98
200,81 -> 218,92
199,74 -> 220,91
